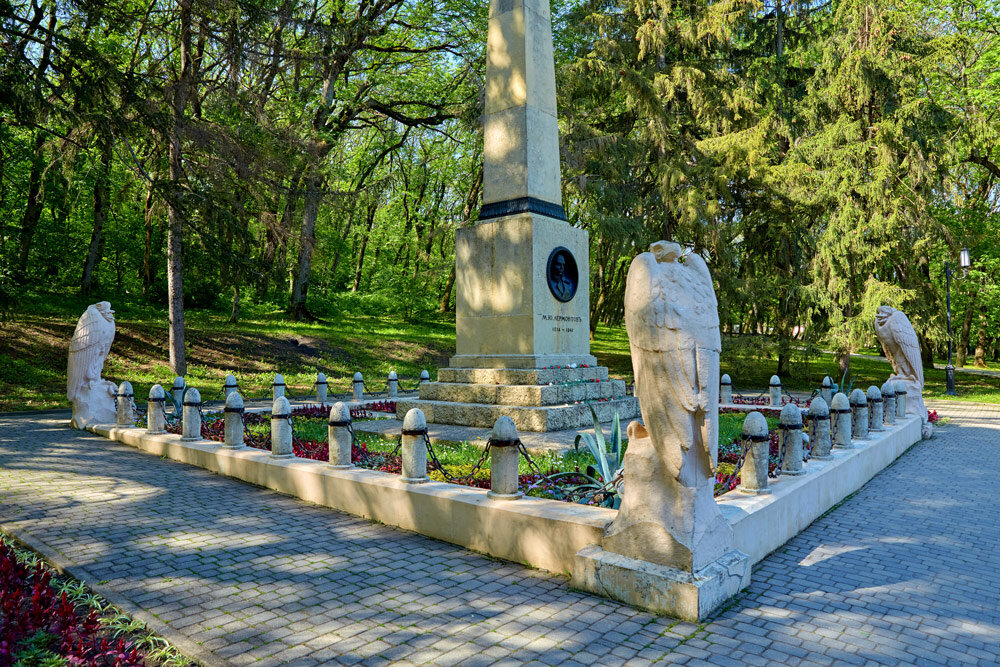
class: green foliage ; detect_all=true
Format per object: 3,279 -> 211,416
12,631 -> 67,667
574,407 -> 625,484
0,0 -> 998,385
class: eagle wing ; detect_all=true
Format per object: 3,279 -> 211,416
67,307 -> 114,401
625,251 -> 719,414
878,311 -> 923,386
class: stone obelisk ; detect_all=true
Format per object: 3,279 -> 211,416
395,0 -> 639,431
452,0 -> 592,369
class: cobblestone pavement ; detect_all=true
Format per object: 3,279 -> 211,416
1,404 -> 998,666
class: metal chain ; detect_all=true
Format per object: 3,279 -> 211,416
515,440 -> 619,505
803,420 -> 813,462
421,432 -> 493,485
717,438 -> 749,491
770,428 -> 786,478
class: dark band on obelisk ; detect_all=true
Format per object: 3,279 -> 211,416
479,197 -> 567,222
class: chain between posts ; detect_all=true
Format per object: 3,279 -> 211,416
717,437 -> 750,492
770,425 -> 789,478
407,430 -> 493,485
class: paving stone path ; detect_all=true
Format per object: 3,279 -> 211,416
1,404 -> 998,666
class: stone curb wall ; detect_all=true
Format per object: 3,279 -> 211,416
89,424 -> 613,575
720,416 -> 921,564
87,416 -> 920,581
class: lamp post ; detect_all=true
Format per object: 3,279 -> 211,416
945,248 -> 972,396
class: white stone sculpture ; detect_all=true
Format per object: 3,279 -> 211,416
874,306 -> 931,438
67,302 -> 118,429
606,241 -> 731,570
573,241 -> 749,621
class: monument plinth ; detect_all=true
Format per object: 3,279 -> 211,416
396,0 -> 638,431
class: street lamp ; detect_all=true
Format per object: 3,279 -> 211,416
945,248 -> 972,396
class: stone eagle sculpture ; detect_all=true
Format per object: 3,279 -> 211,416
874,305 -> 931,437
603,241 -> 735,573
67,301 -> 118,429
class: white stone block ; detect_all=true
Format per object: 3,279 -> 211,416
147,384 -> 166,435
328,402 -> 353,468
181,387 -> 201,441
401,408 -> 428,483
271,396 -> 293,457
224,391 -> 245,448
116,381 -> 135,427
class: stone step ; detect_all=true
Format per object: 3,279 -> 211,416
394,396 -> 641,432
418,380 -> 626,406
437,366 -> 610,385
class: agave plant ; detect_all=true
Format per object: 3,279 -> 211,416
834,369 -> 855,396
574,406 -> 624,483
548,407 -> 626,509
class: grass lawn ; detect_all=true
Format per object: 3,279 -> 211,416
3,293 -> 999,411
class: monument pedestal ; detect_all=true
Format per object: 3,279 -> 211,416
396,212 -> 639,432
571,545 -> 751,622
396,365 -> 639,432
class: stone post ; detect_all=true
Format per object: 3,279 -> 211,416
272,373 -> 286,400
778,404 -> 805,475
894,380 -> 907,418
271,396 -> 293,457
181,387 -> 202,441
821,376 -> 833,405
116,381 -> 135,426
224,391 -> 245,448
147,384 -> 166,434
737,411 -> 770,495
867,386 -> 884,432
881,381 -> 896,426
487,416 -> 522,500
831,392 -> 853,449
171,376 -> 185,414
400,408 -> 429,483
224,374 -> 238,399
328,402 -> 353,468
419,370 -> 430,385
720,374 -> 733,404
353,372 -> 364,401
769,375 -> 782,407
850,389 -> 869,439
316,372 -> 328,405
808,397 -> 832,459
387,371 -> 399,398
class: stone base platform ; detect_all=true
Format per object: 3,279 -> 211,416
571,545 -> 751,622
396,366 -> 640,432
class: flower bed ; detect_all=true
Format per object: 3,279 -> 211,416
166,407 -> 609,504
731,394 -> 808,407
0,539 -> 147,666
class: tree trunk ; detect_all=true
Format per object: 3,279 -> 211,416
166,0 -> 193,376
81,133 -> 113,295
229,284 -> 240,323
259,167 -> 303,298
15,132 -> 46,284
975,324 -> 987,368
776,351 -> 790,377
288,174 -> 320,320
838,349 -> 851,377
919,335 -> 935,370
956,307 -> 973,367
142,172 -> 157,296
352,202 -> 377,292
438,266 -> 456,313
